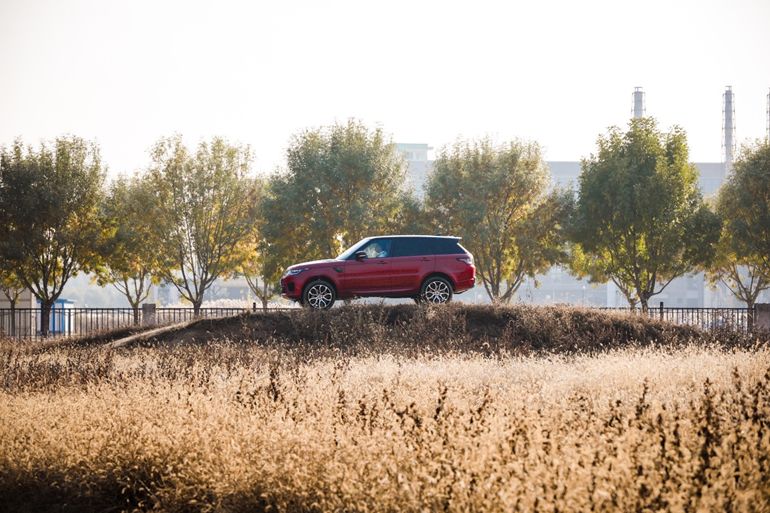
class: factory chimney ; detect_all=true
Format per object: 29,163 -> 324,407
722,86 -> 736,172
632,87 -> 645,118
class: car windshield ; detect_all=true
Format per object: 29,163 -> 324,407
335,238 -> 370,260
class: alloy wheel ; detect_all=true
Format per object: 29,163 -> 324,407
423,279 -> 451,303
307,283 -> 334,309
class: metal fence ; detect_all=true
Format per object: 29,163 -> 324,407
0,306 -> 292,341
0,303 -> 758,341
600,304 -> 753,332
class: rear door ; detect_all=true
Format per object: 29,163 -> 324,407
431,238 -> 469,286
339,238 -> 393,296
390,237 -> 434,294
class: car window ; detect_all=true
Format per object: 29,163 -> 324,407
391,237 -> 431,257
431,238 -> 463,255
336,238 -> 370,260
353,238 -> 392,259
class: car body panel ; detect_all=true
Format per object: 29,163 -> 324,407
389,255 -> 434,293
338,258 -> 392,295
280,235 -> 475,304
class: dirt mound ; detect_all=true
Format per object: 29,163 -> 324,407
116,304 -> 760,355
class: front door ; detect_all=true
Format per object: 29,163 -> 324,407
339,238 -> 393,296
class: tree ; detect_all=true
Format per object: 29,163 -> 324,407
260,119 -> 406,270
717,141 -> 770,277
705,234 -> 768,329
709,141 -> 770,327
0,267 -> 25,337
571,118 -> 720,311
240,238 -> 281,311
391,191 -> 433,235
95,173 -> 161,324
232,177 -> 279,311
568,244 -> 639,309
425,139 -> 572,302
148,135 -> 258,316
0,137 -> 106,336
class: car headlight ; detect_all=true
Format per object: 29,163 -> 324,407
285,268 -> 305,277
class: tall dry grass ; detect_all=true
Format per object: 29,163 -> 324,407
1,326 -> 769,513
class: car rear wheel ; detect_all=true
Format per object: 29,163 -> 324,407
303,280 -> 336,309
420,276 -> 453,304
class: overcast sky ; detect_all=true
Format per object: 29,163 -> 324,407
2,0 -> 769,176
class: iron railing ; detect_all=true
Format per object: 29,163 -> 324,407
600,304 -> 753,332
0,303 -> 759,341
0,306 -> 293,340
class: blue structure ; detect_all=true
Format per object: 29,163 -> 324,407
37,299 -> 75,334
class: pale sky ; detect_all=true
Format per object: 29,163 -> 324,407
2,0 -> 769,176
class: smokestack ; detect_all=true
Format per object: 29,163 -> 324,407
722,86 -> 735,172
632,87 -> 645,118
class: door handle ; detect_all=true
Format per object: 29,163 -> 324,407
378,260 -> 387,264
421,257 -> 431,261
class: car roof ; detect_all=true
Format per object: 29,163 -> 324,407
369,235 -> 461,240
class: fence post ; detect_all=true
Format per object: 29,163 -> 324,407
756,304 -> 770,331
252,302 -> 257,313
142,303 -> 157,327
659,302 -> 664,322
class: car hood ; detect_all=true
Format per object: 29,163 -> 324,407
288,259 -> 339,270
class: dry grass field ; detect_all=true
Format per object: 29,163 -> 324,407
1,305 -> 769,513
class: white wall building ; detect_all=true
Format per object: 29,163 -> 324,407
395,143 -> 433,199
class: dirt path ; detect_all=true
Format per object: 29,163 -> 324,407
104,320 -> 196,348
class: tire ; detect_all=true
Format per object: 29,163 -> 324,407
302,280 -> 336,309
420,276 -> 453,304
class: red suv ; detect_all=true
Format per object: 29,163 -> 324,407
280,235 -> 475,309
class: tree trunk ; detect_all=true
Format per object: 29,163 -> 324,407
9,300 -> 16,338
262,282 -> 269,311
639,297 -> 649,314
193,299 -> 202,317
484,276 -> 502,302
40,299 -> 54,337
132,305 -> 140,326
747,299 -> 755,332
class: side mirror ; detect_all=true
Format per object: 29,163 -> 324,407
354,250 -> 367,261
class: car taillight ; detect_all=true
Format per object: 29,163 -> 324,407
457,256 -> 473,265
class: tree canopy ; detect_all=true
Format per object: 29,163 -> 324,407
425,139 -> 572,302
0,267 -> 25,307
232,176 -> 279,310
570,117 -> 720,310
148,135 -> 259,314
0,136 -> 106,334
708,141 -> 770,324
95,173 -> 162,323
705,225 -> 768,323
717,140 -> 770,277
260,119 -> 407,273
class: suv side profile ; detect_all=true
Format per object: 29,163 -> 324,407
280,235 -> 475,309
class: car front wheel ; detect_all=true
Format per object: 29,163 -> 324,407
420,276 -> 453,304
303,280 -> 336,309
